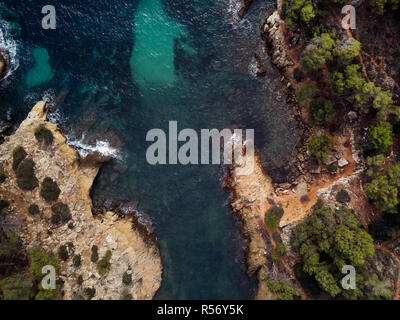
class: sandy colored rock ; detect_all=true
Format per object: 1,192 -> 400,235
0,101 -> 162,300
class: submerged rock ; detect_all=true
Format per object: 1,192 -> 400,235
0,48 -> 10,80
237,0 -> 253,20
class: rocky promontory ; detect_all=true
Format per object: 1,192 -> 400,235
0,101 -> 162,300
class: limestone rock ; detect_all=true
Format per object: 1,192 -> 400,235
0,101 -> 162,300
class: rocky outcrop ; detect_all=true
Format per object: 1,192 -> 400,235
0,101 -> 162,300
262,12 -> 294,70
0,48 -> 10,80
225,152 -> 297,299
237,0 -> 253,20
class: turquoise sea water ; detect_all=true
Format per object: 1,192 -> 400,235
0,0 -> 299,299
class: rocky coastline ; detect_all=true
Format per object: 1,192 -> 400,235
0,101 -> 162,300
225,0 -> 400,300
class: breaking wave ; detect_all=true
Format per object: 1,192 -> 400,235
0,19 -> 19,81
66,134 -> 121,160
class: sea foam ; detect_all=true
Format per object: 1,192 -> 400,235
0,19 -> 19,81
66,134 -> 121,160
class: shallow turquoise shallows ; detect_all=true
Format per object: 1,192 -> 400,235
24,48 -> 54,88
130,0 -> 187,88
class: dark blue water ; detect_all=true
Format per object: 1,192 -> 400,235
0,0 -> 299,299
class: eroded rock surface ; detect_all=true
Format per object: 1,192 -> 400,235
0,101 -> 162,300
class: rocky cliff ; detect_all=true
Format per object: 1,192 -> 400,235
0,101 -> 162,300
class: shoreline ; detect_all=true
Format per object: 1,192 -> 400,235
0,101 -> 162,300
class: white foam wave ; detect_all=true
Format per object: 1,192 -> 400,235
66,134 -> 121,160
248,56 -> 258,77
0,19 -> 19,81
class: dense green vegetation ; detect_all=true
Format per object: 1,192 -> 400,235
0,273 -> 35,300
264,206 -> 284,230
309,97 -> 335,123
282,0 -> 316,29
28,247 -> 60,300
34,124 -> 53,146
330,64 -> 393,119
29,247 -> 59,277
291,206 -> 374,298
301,33 -> 336,72
365,162 -> 400,213
263,275 -> 300,300
308,135 -> 333,164
366,154 -> 385,177
271,242 -> 287,261
368,121 -> 393,154
40,177 -> 61,202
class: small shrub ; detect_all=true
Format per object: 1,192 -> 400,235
264,275 -> 299,300
122,271 -> 132,285
275,242 -> 287,255
0,166 -> 6,183
309,97 -> 335,123
308,135 -> 333,164
58,245 -> 69,261
97,250 -> 112,276
0,199 -> 10,214
91,245 -> 99,262
77,275 -> 83,286
271,242 -> 287,261
12,146 -> 27,171
336,189 -> 350,203
300,195 -> 310,203
51,203 -> 71,225
84,287 -> 96,300
15,158 -> 38,190
296,85 -> 316,102
34,124 -> 54,146
68,222 -> 74,229
121,291 -> 133,300
328,163 -> 338,174
35,283 -> 60,300
73,254 -> 81,268
265,206 -> 284,230
40,177 -> 61,202
28,204 -> 40,215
